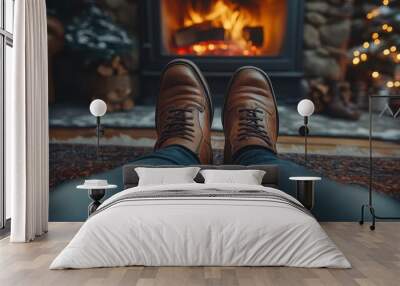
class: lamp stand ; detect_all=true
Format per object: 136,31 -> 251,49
304,116 -> 309,165
96,116 -> 101,159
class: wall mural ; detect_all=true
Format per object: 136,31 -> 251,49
47,0 -> 400,222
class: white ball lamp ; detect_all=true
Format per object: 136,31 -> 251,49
297,99 -> 315,117
90,99 -> 107,158
297,99 -> 315,164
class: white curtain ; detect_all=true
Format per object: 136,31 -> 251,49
7,0 -> 49,242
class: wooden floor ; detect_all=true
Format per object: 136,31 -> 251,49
1,222 -> 399,286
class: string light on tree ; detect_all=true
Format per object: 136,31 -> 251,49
361,53 -> 368,61
372,71 -> 380,78
366,8 -> 380,19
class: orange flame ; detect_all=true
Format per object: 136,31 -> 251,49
161,0 -> 287,57
183,0 -> 260,52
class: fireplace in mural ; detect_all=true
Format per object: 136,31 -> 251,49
160,0 -> 287,57
139,0 -> 304,104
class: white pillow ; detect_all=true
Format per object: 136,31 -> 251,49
135,167 -> 200,186
200,169 -> 266,185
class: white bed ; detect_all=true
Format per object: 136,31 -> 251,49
50,183 -> 350,269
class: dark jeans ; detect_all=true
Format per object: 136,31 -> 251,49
131,145 -> 279,166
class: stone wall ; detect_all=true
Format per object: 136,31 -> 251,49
302,0 -> 361,119
303,0 -> 353,81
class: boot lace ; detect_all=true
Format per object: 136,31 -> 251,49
238,108 -> 271,144
158,108 -> 195,144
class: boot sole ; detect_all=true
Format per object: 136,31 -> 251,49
155,59 -> 214,130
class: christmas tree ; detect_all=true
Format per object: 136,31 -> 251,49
351,0 -> 400,93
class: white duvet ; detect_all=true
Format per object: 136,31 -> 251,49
50,183 -> 351,269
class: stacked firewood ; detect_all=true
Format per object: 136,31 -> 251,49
91,56 -> 135,112
308,79 -> 354,114
307,79 -> 330,114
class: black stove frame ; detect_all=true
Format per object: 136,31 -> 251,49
138,0 -> 305,105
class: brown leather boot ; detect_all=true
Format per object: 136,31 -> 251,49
155,59 -> 213,164
222,67 -> 279,163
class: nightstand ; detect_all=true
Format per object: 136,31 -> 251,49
289,177 -> 321,210
77,180 -> 117,216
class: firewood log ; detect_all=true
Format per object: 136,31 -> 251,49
308,79 -> 330,112
122,98 -> 135,111
116,64 -> 128,75
90,56 -> 135,112
243,26 -> 264,46
174,22 -> 225,47
97,65 -> 114,77
106,91 -> 121,103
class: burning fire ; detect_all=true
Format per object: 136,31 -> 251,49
176,41 -> 261,56
176,0 -> 263,56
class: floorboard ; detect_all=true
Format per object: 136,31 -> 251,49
0,222 -> 399,286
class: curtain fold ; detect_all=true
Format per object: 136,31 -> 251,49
8,0 -> 49,242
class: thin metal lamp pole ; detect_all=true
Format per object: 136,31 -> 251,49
90,99 -> 106,160
304,116 -> 308,165
369,96 -> 372,207
96,116 -> 101,159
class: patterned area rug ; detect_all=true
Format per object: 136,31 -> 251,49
50,144 -> 400,199
279,153 -> 400,200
